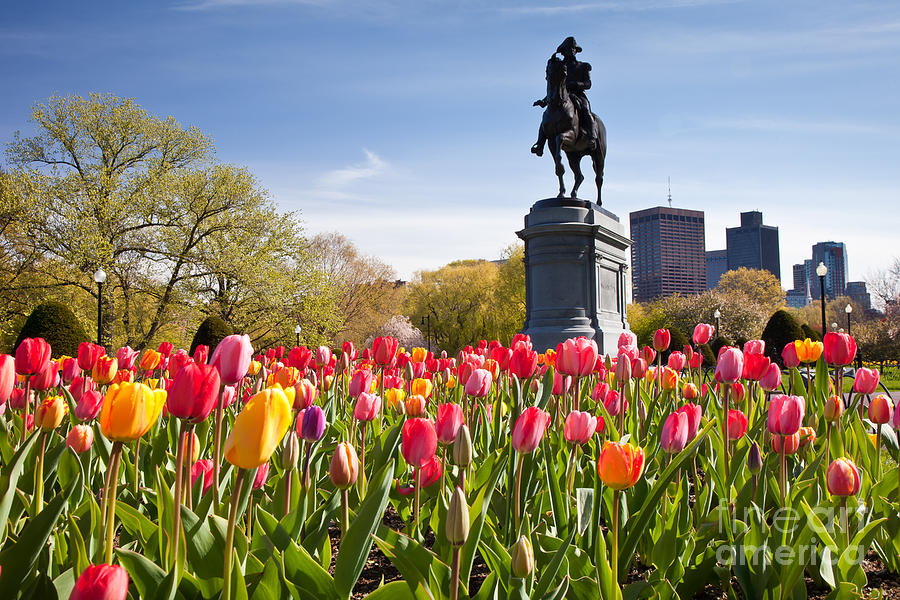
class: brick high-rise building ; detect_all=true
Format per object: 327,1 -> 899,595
726,211 -> 781,283
630,206 -> 706,302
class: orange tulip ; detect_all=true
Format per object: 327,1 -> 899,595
99,382 -> 166,442
405,394 -> 427,417
597,441 -> 644,490
793,339 -> 823,364
660,366 -> 678,392
36,394 -> 68,431
139,349 -> 162,371
223,387 -> 292,469
410,347 -> 427,363
92,356 -> 118,385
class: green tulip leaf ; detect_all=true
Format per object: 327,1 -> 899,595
0,431 -> 40,543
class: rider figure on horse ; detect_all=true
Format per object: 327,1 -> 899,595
531,36 -> 598,156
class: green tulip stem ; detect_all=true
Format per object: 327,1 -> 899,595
840,496 -> 849,548
722,383 -> 731,511
359,423 -> 367,497
611,489 -> 620,589
172,421 -> 187,570
779,443 -> 787,505
104,441 -> 124,564
340,488 -> 350,535
21,376 -> 31,446
875,423 -> 882,481
413,465 -> 422,538
223,468 -> 247,600
566,444 -> 577,497
450,546 -> 461,600
513,453 -> 524,538
33,432 -> 46,514
133,437 -> 141,497
824,421 -> 832,464
213,385 -> 226,507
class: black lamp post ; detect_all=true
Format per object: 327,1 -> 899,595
294,324 -> 302,347
713,308 -> 721,340
421,315 -> 431,353
844,304 -> 852,336
93,268 -> 107,347
816,262 -> 828,337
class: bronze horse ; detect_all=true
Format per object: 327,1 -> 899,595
532,56 -> 607,205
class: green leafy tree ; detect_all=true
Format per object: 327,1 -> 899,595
715,267 -> 785,309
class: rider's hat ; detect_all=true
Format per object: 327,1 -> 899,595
556,36 -> 582,55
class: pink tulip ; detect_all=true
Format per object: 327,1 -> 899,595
617,331 -> 637,350
715,348 -> 743,383
75,389 -> 103,421
402,418 -> 437,467
781,342 -> 800,368
653,329 -> 671,352
349,369 -> 374,398
759,363 -> 782,392
692,323 -> 715,345
465,368 -> 493,397
77,342 -> 105,372
167,362 -> 221,423
853,368 -> 880,395
398,455 -> 443,495
615,352 -> 632,382
0,354 -> 15,405
353,392 -> 381,421
511,406 -> 551,453
210,334 -> 253,385
70,564 -> 129,600
676,403 -> 702,441
15,337 -> 51,376
556,337 -> 599,377
892,401 -> 900,430
667,352 -> 687,372
641,346 -> 656,365
314,346 -> 332,369
742,353 -> 770,381
436,403 -> 464,444
292,379 -> 317,410
823,332 -> 857,366
67,424 -> 94,453
115,346 -> 138,370
60,357 -> 82,383
660,411 -> 688,453
221,385 -> 237,408
192,459 -> 214,495
604,390 -> 626,416
253,462 -> 269,489
630,357 -> 647,379
767,394 -> 805,436
551,372 -> 572,397
743,340 -> 765,355
564,410 -> 597,445
591,381 -> 610,404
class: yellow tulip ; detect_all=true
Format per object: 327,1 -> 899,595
384,388 -> 406,410
248,360 -> 262,376
411,377 -> 433,399
794,339 -> 823,364
224,387 -> 292,469
410,347 -> 427,363
99,382 -> 166,442
36,394 -> 68,431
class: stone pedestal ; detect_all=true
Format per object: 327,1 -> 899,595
517,198 -> 632,353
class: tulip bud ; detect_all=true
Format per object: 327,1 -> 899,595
823,396 -> 843,422
187,431 -> 201,463
614,354 -> 631,383
747,441 -> 763,474
67,424 -> 94,453
330,442 -> 359,489
70,563 -> 129,600
510,535 -> 534,578
453,424 -> 473,467
445,486 -> 470,546
283,431 -> 300,471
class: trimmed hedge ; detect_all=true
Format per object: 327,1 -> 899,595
14,301 -> 90,358
762,309 -> 805,366
190,315 -> 233,355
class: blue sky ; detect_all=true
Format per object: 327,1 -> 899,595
2,0 -> 899,287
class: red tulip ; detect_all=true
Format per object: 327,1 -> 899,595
641,346 -> 656,365
767,394 -> 805,436
853,368 -> 880,395
9,388 -> 26,410
742,353 -> 770,381
210,334 -> 254,385
772,431 -> 801,455
436,403 -> 464,444
252,462 -> 269,489
676,403 -> 702,441
158,341 -> 174,358
167,362 -> 221,423
349,369 -> 374,398
826,458 -> 861,496
604,390 -> 626,416
564,410 -> 597,445
67,424 -> 94,453
591,381 -> 610,404
402,418 -> 437,467
781,342 -> 800,368
292,379 -> 317,410
630,357 -> 648,379
0,354 -> 15,405
287,346 -> 312,371
465,368 -> 493,397
60,357 -> 81,383
660,411 -> 688,453
689,352 -> 703,370
731,381 -> 746,403
353,392 -> 381,421
653,329 -> 671,352
743,339 -> 765,355
556,337 -> 598,377
191,459 -> 214,495
373,336 -> 399,366
868,394 -> 893,425
692,323 -> 715,345
193,344 -> 209,365
167,350 -> 192,379
77,342 -> 106,372
823,332 -> 857,366
32,360 -> 60,391
614,352 -> 632,383
75,389 -> 103,421
715,348 -> 743,383
726,409 -> 748,440
509,344 -> 538,379
70,564 -> 129,600
15,337 -> 51,376
759,363 -> 782,392
511,406 -> 551,453
398,455 -> 443,495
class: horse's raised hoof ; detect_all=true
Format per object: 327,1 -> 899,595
531,144 -> 543,157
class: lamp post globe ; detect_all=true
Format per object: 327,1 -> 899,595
816,262 -> 828,337
713,309 -> 721,340
294,325 -> 302,347
93,268 -> 107,347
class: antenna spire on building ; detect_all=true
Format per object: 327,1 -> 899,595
667,177 -> 672,207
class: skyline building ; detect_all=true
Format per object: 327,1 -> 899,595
811,241 -> 847,300
630,205 -> 706,302
725,211 -> 781,283
706,249 -> 727,290
845,281 -> 871,311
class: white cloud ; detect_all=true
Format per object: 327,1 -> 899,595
317,149 -> 388,189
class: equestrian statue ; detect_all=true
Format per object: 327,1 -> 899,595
531,37 -> 607,205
